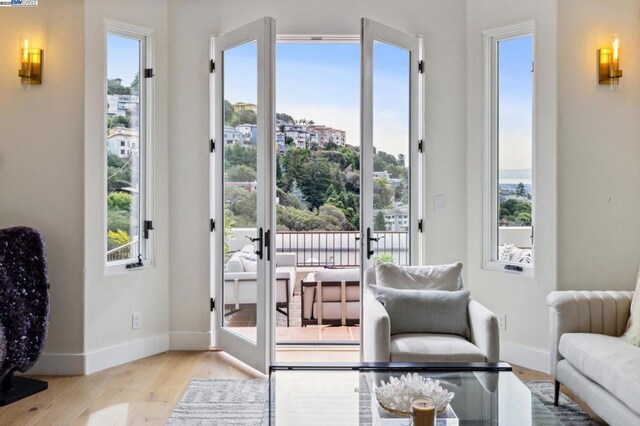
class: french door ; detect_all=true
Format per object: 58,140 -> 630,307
211,17 -> 421,372
212,17 -> 276,374
360,18 -> 422,270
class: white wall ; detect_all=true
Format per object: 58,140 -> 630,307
557,0 -> 640,292
168,0 -> 469,348
0,0 -> 85,361
83,0 -> 170,372
466,0 -> 558,372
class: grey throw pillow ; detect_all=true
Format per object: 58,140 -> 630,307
369,285 -> 470,338
375,262 -> 464,291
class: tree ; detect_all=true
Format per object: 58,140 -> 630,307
108,115 -> 131,129
237,109 -> 257,125
130,72 -> 139,96
225,144 -> 257,170
373,178 -> 394,209
516,182 -> 526,197
107,78 -> 131,95
107,229 -> 130,250
107,153 -> 132,192
226,164 -> 256,182
374,211 -> 387,231
224,185 -> 257,227
298,156 -> 333,209
107,191 -> 132,212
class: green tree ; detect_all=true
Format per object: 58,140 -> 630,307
298,156 -> 333,209
107,191 -> 132,212
237,109 -> 257,125
130,72 -> 139,96
373,178 -> 394,209
374,211 -> 387,231
225,185 -> 257,227
107,229 -> 130,250
225,144 -> 257,170
516,182 -> 526,197
226,164 -> 256,182
107,153 -> 132,192
107,78 -> 130,95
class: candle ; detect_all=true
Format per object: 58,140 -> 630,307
411,396 -> 436,426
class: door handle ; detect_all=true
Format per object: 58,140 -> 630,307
366,227 -> 377,259
264,229 -> 271,261
246,228 -> 264,259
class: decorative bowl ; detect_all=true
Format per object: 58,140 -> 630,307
374,373 -> 454,414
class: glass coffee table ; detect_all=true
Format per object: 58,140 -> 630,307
267,363 -> 559,425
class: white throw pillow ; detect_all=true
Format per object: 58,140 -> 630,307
498,244 -> 514,261
239,255 -> 257,273
623,268 -> 640,346
224,253 -> 245,273
375,262 -> 463,291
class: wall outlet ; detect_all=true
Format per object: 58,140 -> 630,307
434,194 -> 446,210
497,314 -> 507,331
132,312 -> 141,330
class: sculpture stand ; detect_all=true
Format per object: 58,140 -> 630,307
0,371 -> 48,406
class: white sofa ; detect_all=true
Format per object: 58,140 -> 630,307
224,248 -> 297,325
547,290 -> 639,425
301,268 -> 360,326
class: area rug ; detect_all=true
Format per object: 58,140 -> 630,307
525,380 -> 599,425
166,379 -> 268,425
167,378 -> 597,425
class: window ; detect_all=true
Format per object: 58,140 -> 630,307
105,22 -> 154,267
484,24 -> 534,271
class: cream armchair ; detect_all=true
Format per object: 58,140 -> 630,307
362,268 -> 499,363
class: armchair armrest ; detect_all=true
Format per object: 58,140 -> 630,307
275,253 -> 297,267
546,290 -> 633,377
223,272 -> 257,281
468,300 -> 500,362
363,291 -> 390,362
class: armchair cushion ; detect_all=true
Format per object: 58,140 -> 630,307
375,262 -> 463,291
390,334 -> 486,363
370,285 -> 470,337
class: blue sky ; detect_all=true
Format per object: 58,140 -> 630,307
223,41 -> 410,157
498,35 -> 533,183
107,33 -> 140,87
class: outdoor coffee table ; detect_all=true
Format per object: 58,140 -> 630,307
268,362 -> 560,425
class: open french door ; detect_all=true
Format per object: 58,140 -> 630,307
212,17 -> 276,374
360,18 -> 422,352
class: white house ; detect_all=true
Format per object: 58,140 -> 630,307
106,126 -> 139,158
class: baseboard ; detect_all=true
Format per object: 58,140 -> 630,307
85,333 -> 170,374
501,341 -> 550,374
169,331 -> 212,350
28,352 -> 86,376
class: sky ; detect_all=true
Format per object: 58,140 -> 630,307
498,35 -> 534,184
107,34 -> 532,172
107,33 -> 140,87
223,41 -> 410,158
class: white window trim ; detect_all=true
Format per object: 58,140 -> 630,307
104,20 -> 155,274
482,22 -> 535,277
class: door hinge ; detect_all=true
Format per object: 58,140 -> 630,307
418,219 -> 423,233
144,68 -> 154,78
418,139 -> 423,153
418,60 -> 424,74
210,298 -> 215,311
210,219 -> 215,232
210,139 -> 215,152
143,220 -> 154,239
210,60 -> 215,73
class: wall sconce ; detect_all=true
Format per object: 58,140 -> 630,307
598,36 -> 622,86
18,36 -> 43,85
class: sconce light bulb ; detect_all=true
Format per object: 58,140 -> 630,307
22,39 -> 29,62
613,38 -> 619,61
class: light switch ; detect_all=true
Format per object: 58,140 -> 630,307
435,195 -> 446,210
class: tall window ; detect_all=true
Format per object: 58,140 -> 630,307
106,24 -> 153,266
485,25 -> 534,270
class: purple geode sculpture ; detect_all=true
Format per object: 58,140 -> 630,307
0,227 -> 49,404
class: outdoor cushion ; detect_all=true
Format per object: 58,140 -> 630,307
224,253 -> 245,273
370,285 -> 470,337
390,333 -> 485,362
559,333 -> 640,414
313,268 -> 360,282
375,262 -> 463,291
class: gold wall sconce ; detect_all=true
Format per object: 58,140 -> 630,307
18,36 -> 43,85
598,36 -> 622,86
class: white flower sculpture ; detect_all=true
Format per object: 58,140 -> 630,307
375,373 -> 455,414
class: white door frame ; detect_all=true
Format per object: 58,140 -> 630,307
211,17 -> 276,374
360,18 -> 423,357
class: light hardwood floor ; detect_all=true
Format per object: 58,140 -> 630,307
0,349 -> 600,425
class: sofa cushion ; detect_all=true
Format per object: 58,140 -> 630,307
559,333 -> 640,414
375,262 -> 463,291
370,285 -> 470,337
314,268 -> 360,282
390,333 -> 485,362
